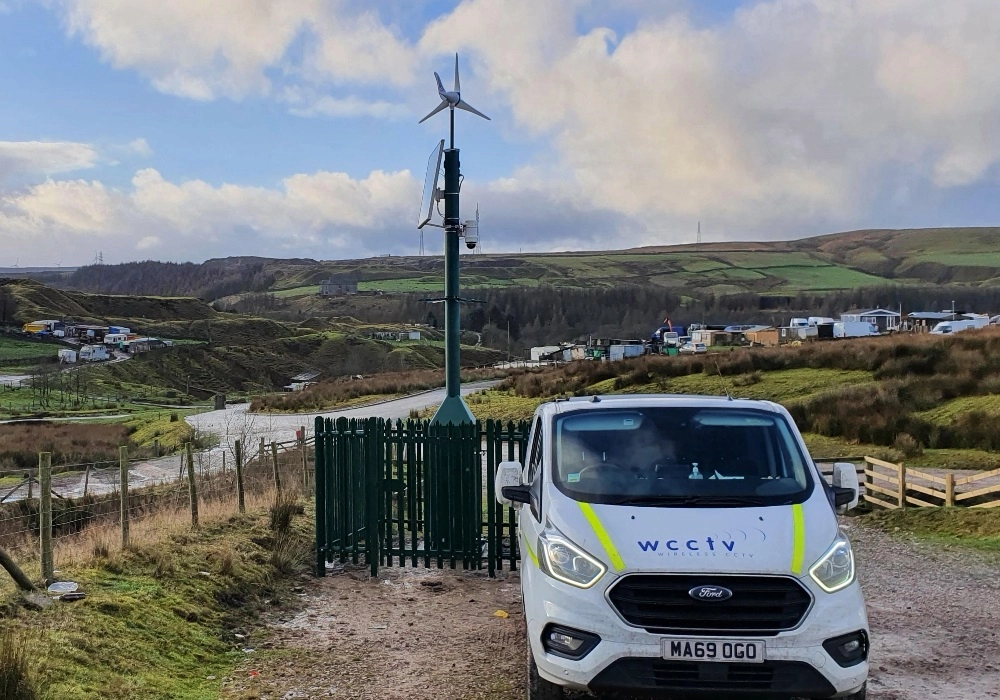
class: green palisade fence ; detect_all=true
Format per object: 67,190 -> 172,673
315,417 -> 530,577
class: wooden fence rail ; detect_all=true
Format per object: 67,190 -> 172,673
862,456 -> 1000,510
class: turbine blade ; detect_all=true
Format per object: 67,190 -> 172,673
418,99 -> 450,124
455,100 -> 490,121
454,53 -> 460,95
434,72 -> 445,98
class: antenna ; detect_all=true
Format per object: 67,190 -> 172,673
697,221 -> 702,246
417,139 -> 445,229
712,357 -> 734,400
419,230 -> 425,256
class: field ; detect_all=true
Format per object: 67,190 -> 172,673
0,335 -> 60,367
17,227 -> 998,303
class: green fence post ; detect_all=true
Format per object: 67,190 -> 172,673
315,416 -> 327,577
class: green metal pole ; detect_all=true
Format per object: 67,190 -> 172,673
431,138 -> 475,425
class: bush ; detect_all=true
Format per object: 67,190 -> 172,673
0,629 -> 38,700
893,432 -> 923,458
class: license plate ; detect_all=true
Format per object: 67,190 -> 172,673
661,638 -> 765,663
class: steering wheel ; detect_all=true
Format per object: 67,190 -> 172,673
577,462 -> 625,479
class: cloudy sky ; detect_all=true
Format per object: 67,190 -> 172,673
2,0 -> 1000,265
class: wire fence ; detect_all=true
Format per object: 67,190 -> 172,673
0,435 -> 314,588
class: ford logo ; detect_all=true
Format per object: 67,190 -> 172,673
689,585 -> 733,602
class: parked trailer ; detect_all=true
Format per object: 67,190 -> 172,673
930,315 -> 990,335
833,321 -> 879,338
78,344 -> 109,362
58,349 -> 77,364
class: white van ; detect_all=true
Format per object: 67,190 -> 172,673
496,395 -> 868,699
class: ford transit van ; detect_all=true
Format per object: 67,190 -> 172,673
496,395 -> 869,699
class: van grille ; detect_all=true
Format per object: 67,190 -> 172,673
589,659 -> 836,696
607,575 -> 811,635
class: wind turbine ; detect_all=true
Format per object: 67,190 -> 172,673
419,54 -> 491,127
416,53 -> 490,425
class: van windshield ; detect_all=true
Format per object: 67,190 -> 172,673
552,407 -> 814,507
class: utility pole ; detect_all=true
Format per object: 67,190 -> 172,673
418,54 -> 489,426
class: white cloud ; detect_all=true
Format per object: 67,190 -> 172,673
0,141 -> 99,182
423,0 -> 1000,238
124,138 -> 153,158
53,0 -> 417,101
0,166 -> 424,264
282,88 -> 409,120
24,0 -> 1000,257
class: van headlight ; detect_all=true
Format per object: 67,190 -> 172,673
537,530 -> 606,589
809,537 -> 855,593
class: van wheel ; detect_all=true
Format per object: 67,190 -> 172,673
526,641 -> 564,700
842,682 -> 867,700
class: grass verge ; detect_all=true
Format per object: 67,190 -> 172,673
861,508 -> 1000,554
0,489 -> 314,700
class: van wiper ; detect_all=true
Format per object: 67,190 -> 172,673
684,496 -> 766,506
607,495 -> 703,506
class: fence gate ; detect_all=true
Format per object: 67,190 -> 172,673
314,417 -> 530,577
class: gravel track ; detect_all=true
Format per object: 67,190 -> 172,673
221,520 -> 1000,699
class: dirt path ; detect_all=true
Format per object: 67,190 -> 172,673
849,521 -> 1000,699
221,522 -> 1000,700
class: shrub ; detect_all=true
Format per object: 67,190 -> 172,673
0,629 -> 38,700
893,433 -> 923,458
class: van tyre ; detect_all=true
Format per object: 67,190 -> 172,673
526,642 -> 564,699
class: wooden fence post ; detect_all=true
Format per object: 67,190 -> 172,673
222,450 -> 227,476
120,446 -> 130,548
234,440 -> 246,514
945,473 -> 956,507
83,464 -> 91,498
271,441 -> 282,499
186,443 -> 199,528
259,437 -> 265,467
27,470 -> 33,500
898,463 -> 907,509
39,452 -> 53,584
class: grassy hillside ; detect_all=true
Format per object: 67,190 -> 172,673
53,227 -> 1000,301
1,278 -> 219,325
465,328 -> 1000,469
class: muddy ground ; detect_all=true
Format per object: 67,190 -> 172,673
221,521 -> 1000,700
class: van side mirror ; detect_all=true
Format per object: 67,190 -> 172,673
495,461 -> 523,506
832,462 -> 860,513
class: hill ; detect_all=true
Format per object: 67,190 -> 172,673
0,277 -> 219,325
47,227 -> 1000,301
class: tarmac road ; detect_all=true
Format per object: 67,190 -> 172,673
0,382 -> 497,504
185,380 -> 498,447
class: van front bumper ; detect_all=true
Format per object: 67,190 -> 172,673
525,570 -> 869,698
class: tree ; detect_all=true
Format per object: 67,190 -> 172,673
0,285 -> 15,327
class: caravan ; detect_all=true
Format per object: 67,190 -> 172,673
930,314 -> 989,335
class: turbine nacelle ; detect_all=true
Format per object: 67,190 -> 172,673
420,54 -> 491,124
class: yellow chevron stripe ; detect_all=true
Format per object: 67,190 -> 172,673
521,531 -> 539,567
790,503 -> 806,575
579,502 -> 626,571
